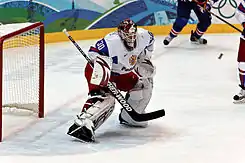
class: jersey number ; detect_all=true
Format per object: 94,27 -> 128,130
97,40 -> 105,51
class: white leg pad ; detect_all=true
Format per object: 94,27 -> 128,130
120,78 -> 153,127
82,94 -> 115,130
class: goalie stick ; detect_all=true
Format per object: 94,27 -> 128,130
63,29 -> 165,122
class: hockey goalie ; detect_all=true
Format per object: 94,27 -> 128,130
67,19 -> 156,142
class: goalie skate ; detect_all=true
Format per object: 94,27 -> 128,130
119,110 -> 147,128
233,85 -> 245,104
67,114 -> 95,142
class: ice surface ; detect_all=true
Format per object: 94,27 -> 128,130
1,33 -> 245,163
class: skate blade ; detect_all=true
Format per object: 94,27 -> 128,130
68,131 -> 95,143
71,136 -> 99,144
190,41 -> 205,45
233,99 -> 245,104
119,120 -> 147,128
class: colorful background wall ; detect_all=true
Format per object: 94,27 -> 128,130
0,0 -> 240,34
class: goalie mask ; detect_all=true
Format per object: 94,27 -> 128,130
118,19 -> 137,51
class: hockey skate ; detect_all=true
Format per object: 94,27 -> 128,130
163,35 -> 174,45
67,112 -> 95,142
119,108 -> 148,128
233,85 -> 245,104
190,30 -> 207,44
119,110 -> 132,126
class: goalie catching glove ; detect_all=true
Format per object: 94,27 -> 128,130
135,49 -> 156,78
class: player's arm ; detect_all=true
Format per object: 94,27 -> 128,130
206,0 -> 219,8
88,39 -> 112,87
138,30 -> 155,59
193,0 -> 218,12
236,1 -> 245,29
136,30 -> 155,78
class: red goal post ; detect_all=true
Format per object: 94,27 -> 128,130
0,22 -> 45,142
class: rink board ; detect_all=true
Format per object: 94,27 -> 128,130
45,24 -> 242,43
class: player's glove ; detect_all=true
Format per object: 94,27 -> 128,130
198,0 -> 214,13
135,58 -> 156,78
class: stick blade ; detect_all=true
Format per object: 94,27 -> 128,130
127,108 -> 165,122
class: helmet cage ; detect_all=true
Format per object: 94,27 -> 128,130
118,19 -> 137,48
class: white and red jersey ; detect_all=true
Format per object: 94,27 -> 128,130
236,0 -> 245,39
88,28 -> 154,75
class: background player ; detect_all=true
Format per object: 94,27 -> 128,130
233,2 -> 245,103
163,0 -> 218,45
67,19 -> 156,142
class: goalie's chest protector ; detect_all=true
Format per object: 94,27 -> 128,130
107,34 -> 148,74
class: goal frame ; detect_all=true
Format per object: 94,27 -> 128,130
0,22 -> 45,142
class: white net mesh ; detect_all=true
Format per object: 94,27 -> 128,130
0,23 -> 33,36
1,23 -> 41,116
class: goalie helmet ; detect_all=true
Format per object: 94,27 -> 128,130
118,19 -> 137,51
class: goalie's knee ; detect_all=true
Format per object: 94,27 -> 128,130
81,93 -> 115,130
127,78 -> 153,112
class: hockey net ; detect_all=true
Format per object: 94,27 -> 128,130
0,22 -> 44,141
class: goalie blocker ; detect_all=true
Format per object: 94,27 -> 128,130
65,19 -> 165,142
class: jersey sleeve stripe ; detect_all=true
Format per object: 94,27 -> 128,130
89,46 -> 109,56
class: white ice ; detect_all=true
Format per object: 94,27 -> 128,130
1,33 -> 245,163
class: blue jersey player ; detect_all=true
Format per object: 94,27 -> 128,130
164,0 -> 218,45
